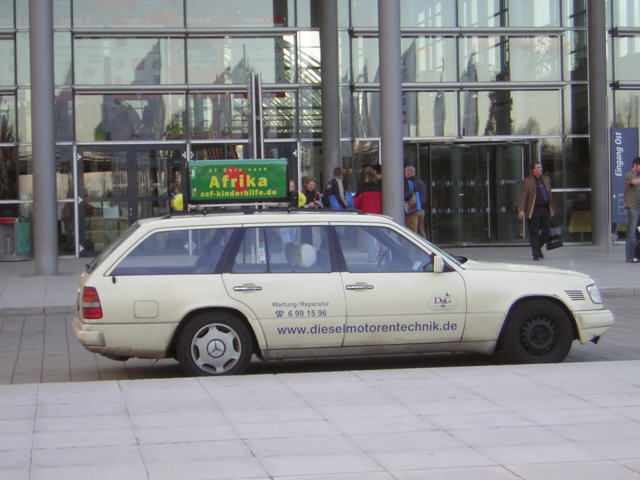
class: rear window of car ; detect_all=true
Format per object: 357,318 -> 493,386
111,227 -> 235,275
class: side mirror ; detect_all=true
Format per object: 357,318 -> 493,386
433,254 -> 445,273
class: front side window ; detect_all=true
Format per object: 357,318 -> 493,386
335,225 -> 433,273
112,227 -> 235,275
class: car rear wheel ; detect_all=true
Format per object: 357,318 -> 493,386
502,300 -> 573,364
176,312 -> 252,376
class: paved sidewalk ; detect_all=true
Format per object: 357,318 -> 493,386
1,361 -> 639,479
0,244 -> 637,315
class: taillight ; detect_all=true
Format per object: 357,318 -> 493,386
82,287 -> 103,319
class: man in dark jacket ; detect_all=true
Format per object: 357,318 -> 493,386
323,167 -> 348,209
518,162 -> 554,261
404,166 -> 427,238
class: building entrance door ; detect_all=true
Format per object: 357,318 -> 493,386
76,145 -> 185,256
423,143 -> 528,245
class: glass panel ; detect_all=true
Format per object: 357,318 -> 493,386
564,0 -> 586,27
54,32 -> 72,86
353,91 -> 380,137
113,227 -> 235,275
16,31 -> 29,86
340,86 -> 352,138
265,226 -> 330,273
0,94 -> 16,142
16,146 -> 29,201
403,91 -> 457,137
58,201 -> 76,255
460,36 -> 561,82
613,0 -> 640,27
53,0 -> 71,27
74,38 -> 185,86
263,90 -> 295,139
187,0 -> 293,27
565,84 -> 588,135
564,191 -> 592,242
54,89 -> 73,141
614,37 -> 640,81
540,138 -> 563,188
0,39 -> 14,86
475,90 -> 561,136
351,0 -> 378,27
73,0 -> 183,28
17,88 -> 29,143
188,36 -> 295,85
299,88 -> 321,138
338,0 -> 349,28
296,0 -> 321,27
564,137 -> 590,188
351,37 -> 378,83
136,149 -> 183,219
0,146 -> 17,201
339,31 -> 350,83
0,1 -> 13,28
401,0 -> 456,27
232,227 -> 267,274
15,0 -> 27,28
564,31 -> 588,81
352,140 -> 379,193
75,93 -> 186,141
189,93 -> 249,140
192,144 -> 247,160
337,225 -> 432,273
614,90 -> 640,128
402,37 -> 457,83
299,141 -> 322,186
458,0 -> 559,27
299,31 -> 321,84
18,147 -> 74,202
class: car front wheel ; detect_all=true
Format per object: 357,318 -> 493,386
502,300 -> 573,364
176,312 -> 252,376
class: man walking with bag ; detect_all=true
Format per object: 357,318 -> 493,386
404,165 -> 427,238
518,162 -> 554,261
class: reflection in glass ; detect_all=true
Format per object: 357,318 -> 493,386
189,93 -> 249,140
460,36 -> 561,82
17,89 -> 30,143
565,84 -> 588,135
55,148 -> 73,201
540,139 -> 563,188
351,37 -> 379,83
296,0 -> 321,28
562,191 -> 592,242
353,92 -> 380,138
187,0 -> 293,27
192,144 -> 246,161
351,0 -> 378,27
340,86 -> 352,138
564,31 -> 588,81
263,91 -> 295,139
0,1 -> 12,27
73,0 -> 183,28
475,90 -> 561,136
58,201 -> 75,255
564,0 -> 586,27
0,95 -> 16,142
614,37 -> 640,82
0,147 -> 17,203
614,90 -> 640,128
564,138 -> 590,188
54,33 -> 72,86
401,37 -> 457,83
17,146 -> 31,201
55,89 -> 73,141
458,0 -> 559,27
339,31 -> 351,83
75,94 -> 186,142
299,88 -> 321,138
298,31 -> 321,84
74,38 -> 185,85
299,141 -> 322,187
401,0 -> 456,27
613,0 -> 640,27
402,91 -> 457,137
188,37 -> 295,85
16,32 -> 29,86
0,40 -> 14,86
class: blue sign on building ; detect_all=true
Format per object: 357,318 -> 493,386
610,127 -> 639,223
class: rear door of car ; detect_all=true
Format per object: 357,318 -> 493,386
222,224 -> 347,350
332,223 -> 467,347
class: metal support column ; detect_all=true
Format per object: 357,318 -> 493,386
320,0 -> 341,187
29,0 -> 58,273
587,0 -> 609,248
378,0 -> 405,224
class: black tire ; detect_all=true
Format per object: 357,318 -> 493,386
176,312 -> 252,376
501,301 -> 573,364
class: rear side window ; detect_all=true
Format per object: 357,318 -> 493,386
111,227 -> 235,275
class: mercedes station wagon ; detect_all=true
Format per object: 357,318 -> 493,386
73,210 -> 614,376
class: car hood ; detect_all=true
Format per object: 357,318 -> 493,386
460,259 -> 592,281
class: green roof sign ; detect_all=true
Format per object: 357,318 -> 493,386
189,159 -> 289,204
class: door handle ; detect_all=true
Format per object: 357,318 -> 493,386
346,283 -> 374,290
233,284 -> 263,292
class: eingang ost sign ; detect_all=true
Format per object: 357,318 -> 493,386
610,128 -> 639,223
189,159 -> 289,204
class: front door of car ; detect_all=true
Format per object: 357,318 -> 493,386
222,225 -> 346,350
333,224 -> 466,347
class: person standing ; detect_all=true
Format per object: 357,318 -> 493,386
301,177 -> 322,209
323,167 -> 348,210
518,162 -> 554,261
354,167 -> 382,261
404,165 -> 427,238
623,156 -> 640,263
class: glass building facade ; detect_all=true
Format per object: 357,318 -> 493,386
1,0 -> 639,255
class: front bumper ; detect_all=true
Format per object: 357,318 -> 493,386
574,309 -> 615,343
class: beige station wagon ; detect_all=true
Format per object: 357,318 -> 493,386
73,210 -> 614,376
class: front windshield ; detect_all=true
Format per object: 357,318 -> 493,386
86,222 -> 141,272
